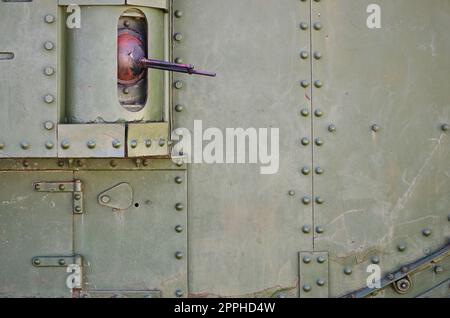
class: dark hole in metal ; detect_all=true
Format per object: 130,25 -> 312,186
0,52 -> 14,60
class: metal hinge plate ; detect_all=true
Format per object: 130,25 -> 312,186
32,255 -> 83,290
299,251 -> 329,298
33,179 -> 84,214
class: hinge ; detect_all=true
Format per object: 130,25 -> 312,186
32,255 -> 83,290
299,251 -> 329,298
33,179 -> 84,214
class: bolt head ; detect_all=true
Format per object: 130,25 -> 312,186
315,138 -> 324,146
302,284 -> 312,292
74,193 -> 81,201
397,244 -> 407,252
314,51 -> 323,60
316,279 -> 325,287
328,124 -> 337,133
316,226 -> 324,234
159,139 -> 166,147
110,160 -> 118,168
44,67 -> 55,76
61,140 -> 70,150
317,256 -> 326,264
174,10 -> 183,18
33,258 -> 41,266
441,124 -> 449,132
175,176 -> 183,184
175,251 -> 184,260
300,22 -> 309,30
315,196 -> 324,204
44,14 -> 55,24
288,190 -> 295,196
301,80 -> 310,88
301,138 -> 310,146
302,196 -> 311,205
175,225 -> 183,233
44,94 -> 55,104
434,265 -> 444,274
44,41 -> 54,51
87,140 -> 96,149
174,81 -> 184,89
175,289 -> 184,298
174,33 -> 183,41
74,206 -> 82,213
44,121 -> 55,130
301,167 -> 311,175
112,140 -> 121,149
313,22 -> 323,30
300,108 -> 310,117
314,109 -> 324,117
175,203 -> 184,211
130,140 -> 138,149
0,143 -> 4,150
175,104 -> 184,113
303,256 -> 311,264
300,51 -> 309,59
422,229 -> 432,237
20,141 -> 30,150
302,225 -> 311,234
387,274 -> 395,281
315,167 -> 324,175
371,256 -> 380,264
371,124 -> 381,132
100,195 -> 111,204
58,259 -> 66,266
344,267 -> 353,275
314,80 -> 323,88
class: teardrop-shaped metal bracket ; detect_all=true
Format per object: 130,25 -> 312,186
98,183 -> 133,211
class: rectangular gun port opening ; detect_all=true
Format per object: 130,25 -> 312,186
0,52 -> 14,60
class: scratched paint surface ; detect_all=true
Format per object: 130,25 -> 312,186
311,0 -> 450,296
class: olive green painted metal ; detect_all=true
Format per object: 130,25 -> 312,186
0,0 -> 59,158
73,170 -> 187,298
173,0 -> 313,298
310,0 -> 450,297
127,123 -> 170,157
65,6 -> 166,123
0,171 -> 73,297
299,252 -> 329,298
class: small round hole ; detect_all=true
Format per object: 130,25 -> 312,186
134,203 -> 140,208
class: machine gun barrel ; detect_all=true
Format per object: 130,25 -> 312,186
140,58 -> 216,77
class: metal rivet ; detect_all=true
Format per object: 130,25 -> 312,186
314,80 -> 323,88
303,255 -> 311,264
74,206 -> 82,213
175,203 -> 184,211
302,225 -> 311,234
300,108 -> 310,117
300,51 -> 309,59
61,140 -> 70,150
302,196 -> 311,205
59,184 -> 65,191
44,94 -> 55,104
316,279 -> 325,287
174,10 -> 183,18
344,267 -> 353,275
313,22 -> 323,30
174,33 -> 183,42
145,140 -> 152,148
175,176 -> 183,184
174,81 -> 184,89
0,143 -> 4,150
44,41 -> 54,51
23,160 -> 30,168
175,289 -> 184,298
371,256 -> 380,264
387,273 -> 395,281
87,140 -> 96,149
397,244 -> 407,252
44,121 -> 55,130
45,141 -> 54,150
175,225 -> 183,233
100,195 -> 111,204
159,139 -> 166,147
58,259 -> 66,266
434,265 -> 443,274
401,266 -> 409,273
301,167 -> 311,175
74,193 -> 81,201
124,20 -> 131,27
299,22 -> 309,30
44,14 -> 55,24
314,51 -> 323,60
44,66 -> 55,76
175,57 -> 183,64
328,124 -> 337,133
33,258 -> 41,266
288,190 -> 296,196
441,124 -> 449,132
143,159 -> 150,167
175,104 -> 184,112
301,138 -> 310,146
175,251 -> 184,260
302,284 -> 312,292
300,80 -> 310,88
315,167 -> 324,175
317,256 -> 326,264
34,184 -> 41,190
422,229 -> 432,237
316,225 -> 324,234
315,196 -> 324,204
130,140 -> 138,149
21,141 -> 30,150
58,160 -> 65,167
315,138 -> 324,146
123,87 -> 130,95
110,160 -> 118,168
314,109 -> 324,117
112,140 -> 121,149
371,124 -> 381,132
